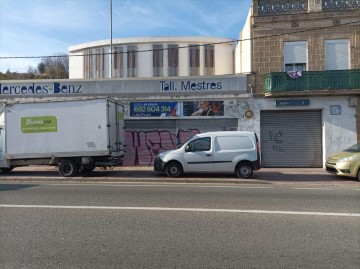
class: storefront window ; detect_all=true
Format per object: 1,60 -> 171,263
168,44 -> 179,76
205,45 -> 214,75
189,45 -> 200,76
153,44 -> 163,77
127,45 -> 138,77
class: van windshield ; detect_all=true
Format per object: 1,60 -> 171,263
176,134 -> 198,148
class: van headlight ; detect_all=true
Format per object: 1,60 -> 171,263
158,151 -> 166,158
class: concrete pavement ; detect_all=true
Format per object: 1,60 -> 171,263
0,165 -> 359,186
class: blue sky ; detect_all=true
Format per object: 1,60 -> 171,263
0,0 -> 251,73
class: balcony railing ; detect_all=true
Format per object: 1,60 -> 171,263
323,0 -> 360,12
257,0 -> 359,15
264,69 -> 360,94
258,0 -> 308,15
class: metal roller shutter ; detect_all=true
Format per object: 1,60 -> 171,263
260,110 -> 322,167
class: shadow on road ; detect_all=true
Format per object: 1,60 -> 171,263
0,183 -> 39,191
0,167 -> 359,184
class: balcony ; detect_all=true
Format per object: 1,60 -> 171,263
264,69 -> 360,96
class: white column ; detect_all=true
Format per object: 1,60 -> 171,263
179,44 -> 189,76
200,44 -> 205,76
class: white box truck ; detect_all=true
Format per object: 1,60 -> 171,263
0,98 -> 125,177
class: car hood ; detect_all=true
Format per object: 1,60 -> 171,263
327,151 -> 359,162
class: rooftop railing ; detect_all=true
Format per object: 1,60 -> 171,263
257,0 -> 359,15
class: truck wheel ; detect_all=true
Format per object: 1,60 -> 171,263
59,160 -> 78,177
166,162 -> 183,178
1,167 -> 14,173
236,163 -> 253,179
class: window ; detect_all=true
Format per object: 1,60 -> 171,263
215,136 -> 254,151
189,45 -> 200,76
168,44 -> 179,76
187,137 -> 211,151
284,41 -> 307,71
153,44 -> 163,77
93,48 -> 105,78
127,45 -> 137,77
83,49 -> 91,78
204,45 -> 214,75
112,46 -> 124,78
325,39 -> 349,70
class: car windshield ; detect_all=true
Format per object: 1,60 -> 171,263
344,143 -> 360,152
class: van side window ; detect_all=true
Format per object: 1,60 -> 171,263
187,137 -> 211,151
215,136 -> 254,151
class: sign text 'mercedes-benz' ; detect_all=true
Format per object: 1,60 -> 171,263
0,83 -> 82,95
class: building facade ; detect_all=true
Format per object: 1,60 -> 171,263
69,37 -> 235,79
235,0 -> 360,167
1,0 -> 359,167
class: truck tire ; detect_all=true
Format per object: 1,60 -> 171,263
236,162 -> 253,179
0,167 -> 14,173
59,159 -> 79,177
166,162 -> 183,178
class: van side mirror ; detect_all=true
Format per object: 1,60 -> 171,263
185,145 -> 191,152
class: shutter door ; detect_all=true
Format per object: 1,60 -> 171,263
260,110 -> 322,167
325,40 -> 349,70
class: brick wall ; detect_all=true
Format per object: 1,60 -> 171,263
251,11 -> 360,95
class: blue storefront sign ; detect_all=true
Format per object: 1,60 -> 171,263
130,102 -> 178,117
275,99 -> 310,107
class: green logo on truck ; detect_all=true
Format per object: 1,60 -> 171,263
21,116 -> 57,133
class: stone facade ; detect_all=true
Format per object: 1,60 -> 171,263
251,0 -> 360,95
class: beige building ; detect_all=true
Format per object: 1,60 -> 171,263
235,0 -> 360,167
238,0 -> 360,95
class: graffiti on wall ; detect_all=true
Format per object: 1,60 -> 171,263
269,130 -> 286,152
123,129 -> 200,166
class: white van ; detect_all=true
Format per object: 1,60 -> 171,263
154,131 -> 260,178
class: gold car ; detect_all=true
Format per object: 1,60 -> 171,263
326,143 -> 360,181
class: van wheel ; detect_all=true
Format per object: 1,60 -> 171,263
59,159 -> 79,177
166,162 -> 183,178
236,163 -> 253,179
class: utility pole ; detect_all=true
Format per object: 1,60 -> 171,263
110,0 -> 113,78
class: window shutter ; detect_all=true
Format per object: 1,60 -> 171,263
284,42 -> 307,64
325,40 -> 349,70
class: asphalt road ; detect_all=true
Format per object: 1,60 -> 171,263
1,182 -> 359,269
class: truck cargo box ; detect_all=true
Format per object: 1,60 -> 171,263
3,98 -> 124,159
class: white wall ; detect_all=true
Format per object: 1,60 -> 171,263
138,44 -> 153,77
69,51 -> 84,79
179,45 -> 189,76
236,8 -> 252,74
227,96 -> 357,166
214,44 -> 234,75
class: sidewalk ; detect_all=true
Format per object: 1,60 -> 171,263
1,166 -> 359,186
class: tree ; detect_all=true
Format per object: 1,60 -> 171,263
0,53 -> 69,80
37,62 -> 46,74
39,54 -> 69,79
